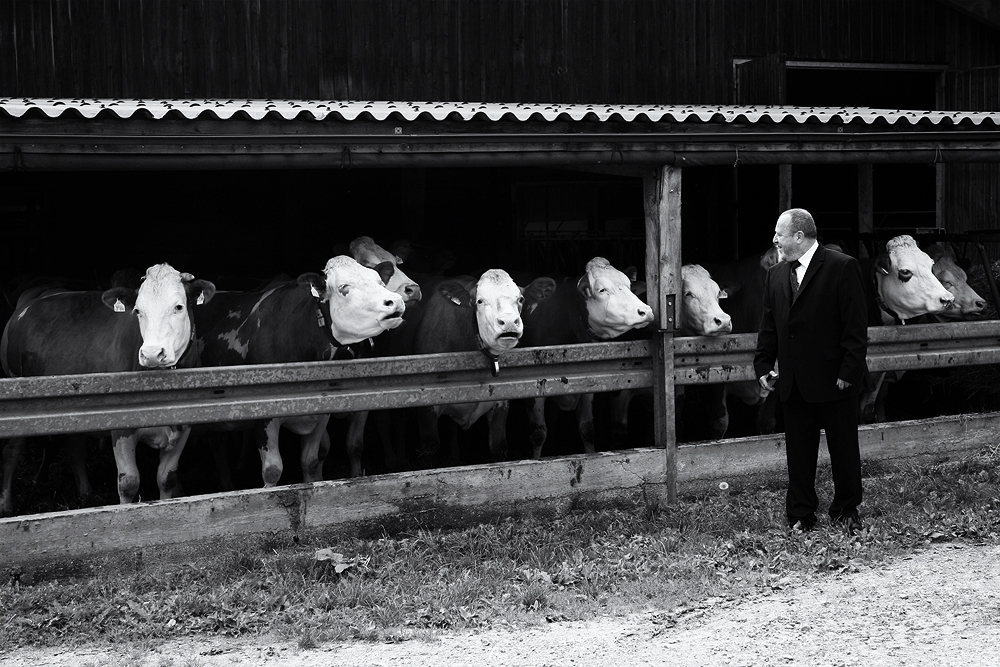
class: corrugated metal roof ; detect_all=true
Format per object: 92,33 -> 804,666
2,98 -> 1000,126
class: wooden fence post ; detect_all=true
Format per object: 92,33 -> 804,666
644,166 -> 682,505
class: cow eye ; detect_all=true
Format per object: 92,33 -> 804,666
338,284 -> 351,296
175,304 -> 185,312
476,298 -> 484,305
898,269 -> 913,282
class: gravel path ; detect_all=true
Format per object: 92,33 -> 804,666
3,541 -> 997,667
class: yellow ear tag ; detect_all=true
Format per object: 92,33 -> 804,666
114,299 -> 126,313
196,293 -> 205,305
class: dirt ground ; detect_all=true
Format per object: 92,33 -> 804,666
2,540 -> 997,667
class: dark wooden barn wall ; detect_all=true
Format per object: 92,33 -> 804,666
2,0 -> 998,106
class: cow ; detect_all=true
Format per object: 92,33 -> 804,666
339,236 -> 424,477
519,257 -> 654,459
0,264 -> 216,516
383,269 -> 536,467
195,256 -> 405,487
607,260 -> 773,444
860,237 -> 977,422
925,242 -> 986,320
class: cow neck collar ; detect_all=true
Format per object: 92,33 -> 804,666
871,264 -> 904,324
314,298 -> 373,361
475,334 -> 501,377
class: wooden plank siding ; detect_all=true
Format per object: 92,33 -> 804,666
2,0 -> 998,106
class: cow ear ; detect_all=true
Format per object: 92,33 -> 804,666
438,281 -> 472,307
102,287 -> 137,313
760,247 -> 780,271
875,254 -> 892,276
522,277 -> 557,314
576,274 -> 593,299
297,272 -> 329,299
373,261 -> 395,286
624,266 -> 639,282
718,280 -> 741,299
187,279 -> 216,306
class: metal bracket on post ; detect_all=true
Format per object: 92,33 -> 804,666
658,295 -> 676,333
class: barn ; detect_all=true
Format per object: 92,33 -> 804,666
2,0 -> 1000,565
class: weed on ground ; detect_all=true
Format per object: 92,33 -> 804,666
2,447 -> 997,653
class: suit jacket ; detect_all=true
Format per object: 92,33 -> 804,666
754,244 -> 869,403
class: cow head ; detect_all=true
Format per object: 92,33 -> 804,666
924,243 -> 986,320
439,269 -> 525,357
101,263 -> 216,369
577,258 -> 654,340
875,235 -> 955,322
349,236 -> 422,308
679,265 -> 733,336
298,256 -> 405,345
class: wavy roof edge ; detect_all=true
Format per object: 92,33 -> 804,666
2,98 -> 1000,126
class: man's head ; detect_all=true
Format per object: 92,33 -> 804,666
773,208 -> 818,263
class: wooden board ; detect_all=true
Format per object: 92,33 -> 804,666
2,412 -> 994,568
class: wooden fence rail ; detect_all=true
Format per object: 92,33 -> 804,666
1,320 -> 998,439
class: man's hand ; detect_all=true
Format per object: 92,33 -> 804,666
760,371 -> 778,392
836,379 -> 851,390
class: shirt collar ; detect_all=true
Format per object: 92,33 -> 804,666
796,239 -> 819,270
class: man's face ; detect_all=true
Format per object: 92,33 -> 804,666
773,214 -> 804,262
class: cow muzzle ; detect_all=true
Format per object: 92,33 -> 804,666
139,345 -> 178,368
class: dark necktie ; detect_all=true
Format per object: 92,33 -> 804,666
789,259 -> 801,294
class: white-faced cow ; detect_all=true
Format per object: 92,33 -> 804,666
385,269 -> 534,466
861,237 -> 978,422
0,264 -> 215,516
520,257 -> 654,459
196,256 -> 404,487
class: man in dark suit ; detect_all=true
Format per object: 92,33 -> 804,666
754,208 -> 868,535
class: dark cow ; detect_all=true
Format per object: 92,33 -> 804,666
340,236 -> 423,477
0,264 -> 215,515
925,242 -> 986,320
520,257 -> 654,459
384,269 -> 535,466
196,256 -> 405,487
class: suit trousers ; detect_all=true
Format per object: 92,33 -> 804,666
782,381 -> 863,525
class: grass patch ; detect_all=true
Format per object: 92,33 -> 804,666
2,447 -> 998,652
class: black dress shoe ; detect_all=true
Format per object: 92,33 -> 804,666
833,514 -> 863,535
790,519 -> 815,533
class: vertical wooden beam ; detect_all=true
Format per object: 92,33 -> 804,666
935,163 -> 945,229
858,163 -> 874,252
778,164 -> 793,212
643,166 -> 681,505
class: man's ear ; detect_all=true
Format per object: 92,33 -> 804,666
297,272 -> 329,299
101,287 -> 137,313
438,281 -> 472,307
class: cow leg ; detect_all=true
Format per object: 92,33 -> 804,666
486,401 -> 510,461
757,391 -> 779,434
346,411 -> 369,478
576,393 -> 597,454
528,397 -> 549,459
609,390 -> 631,449
416,407 -> 442,467
111,430 -> 141,504
156,426 -> 191,500
1,436 -> 27,517
257,418 -> 284,487
860,373 -> 886,424
299,415 -> 332,483
375,410 -> 407,472
707,384 -> 730,440
64,433 -> 93,503
208,432 -> 236,492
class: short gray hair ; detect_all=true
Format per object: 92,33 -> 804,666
783,208 -> 817,239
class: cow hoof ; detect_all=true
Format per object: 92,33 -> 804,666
262,465 -> 282,486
